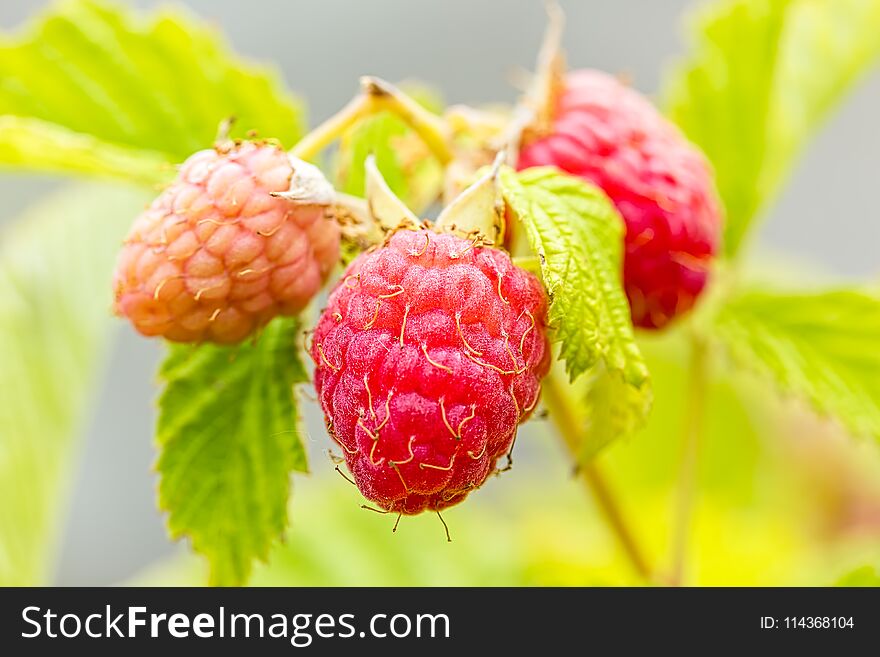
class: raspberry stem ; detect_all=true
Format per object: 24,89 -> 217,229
542,367 -> 653,583
290,76 -> 453,165
502,0 -> 566,165
582,464 -> 651,579
527,0 -> 566,133
668,331 -> 709,586
362,77 -> 453,165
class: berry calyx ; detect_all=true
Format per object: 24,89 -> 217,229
113,140 -> 340,343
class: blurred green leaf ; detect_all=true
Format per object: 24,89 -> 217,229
574,361 -> 654,461
0,0 -> 305,182
337,113 -> 409,199
0,182 -> 150,585
665,0 -> 880,257
501,167 -> 650,457
713,287 -> 880,441
156,318 -> 308,586
0,116 -> 169,185
767,0 -> 880,191
835,565 -> 880,586
666,0 -> 786,255
131,452 -> 868,587
131,471 -> 640,587
608,331 -> 763,504
335,83 -> 444,214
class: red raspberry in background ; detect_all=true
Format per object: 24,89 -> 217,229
312,229 -> 550,514
518,69 -> 722,329
113,141 -> 340,343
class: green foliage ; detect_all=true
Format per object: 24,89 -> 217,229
501,168 -> 646,385
0,116 -> 170,185
607,331 -> 763,505
665,0 -> 880,257
569,360 -> 655,461
131,469 -> 643,587
156,319 -> 308,586
0,0 -> 305,183
835,565 -> 880,587
665,0 -> 786,255
767,0 -> 880,194
713,287 -> 880,442
501,167 -> 651,459
0,182 -> 150,585
0,0 -> 312,586
337,113 -> 409,198
1,0 -> 878,590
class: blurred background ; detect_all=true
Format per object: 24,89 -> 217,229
0,0 -> 878,586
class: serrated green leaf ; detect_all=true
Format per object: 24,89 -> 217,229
501,167 -> 648,385
0,182 -> 151,585
0,0 -> 305,181
500,167 -> 651,458
156,318 -> 308,586
665,0 -> 880,257
713,287 -> 880,441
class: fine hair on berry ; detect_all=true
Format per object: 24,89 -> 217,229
113,140 -> 340,343
518,69 -> 722,329
312,229 -> 550,514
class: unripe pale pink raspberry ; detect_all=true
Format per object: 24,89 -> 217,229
113,141 -> 340,343
312,229 -> 550,514
518,69 -> 722,329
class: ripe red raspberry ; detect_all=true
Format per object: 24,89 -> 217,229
113,141 -> 340,343
312,229 -> 550,514
518,69 -> 721,329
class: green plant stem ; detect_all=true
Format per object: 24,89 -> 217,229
542,368 -> 653,582
290,77 -> 453,164
668,332 -> 709,586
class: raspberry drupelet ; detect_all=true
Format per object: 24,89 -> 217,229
518,69 -> 722,329
113,140 -> 340,343
312,229 -> 550,514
